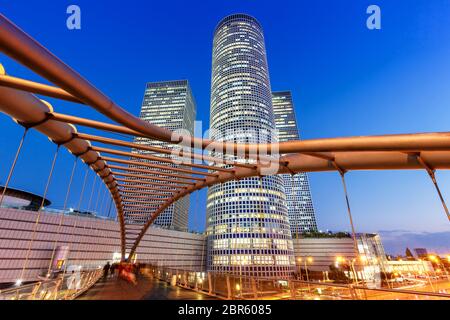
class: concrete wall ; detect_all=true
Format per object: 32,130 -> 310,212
0,208 -> 206,283
292,237 -> 356,271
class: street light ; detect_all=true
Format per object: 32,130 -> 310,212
335,256 -> 344,268
360,255 -> 368,264
349,258 -> 361,285
429,254 -> 450,280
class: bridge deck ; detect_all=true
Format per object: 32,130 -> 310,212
78,274 -> 218,300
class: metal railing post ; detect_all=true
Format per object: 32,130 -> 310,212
208,272 -> 212,294
226,276 -> 232,299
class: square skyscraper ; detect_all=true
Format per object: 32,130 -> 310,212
272,91 -> 318,234
124,80 -> 196,230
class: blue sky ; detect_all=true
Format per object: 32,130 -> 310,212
1,1 -> 450,254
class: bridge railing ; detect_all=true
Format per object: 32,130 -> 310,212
0,268 -> 103,300
141,265 -> 450,300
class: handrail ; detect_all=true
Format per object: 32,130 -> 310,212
144,265 -> 450,300
0,269 -> 103,300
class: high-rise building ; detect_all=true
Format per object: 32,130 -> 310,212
124,80 -> 196,230
206,14 -> 295,278
272,91 -> 318,234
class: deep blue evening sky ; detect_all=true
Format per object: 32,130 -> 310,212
1,1 -> 450,253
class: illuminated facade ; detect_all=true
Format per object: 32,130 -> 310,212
272,91 -> 318,234
206,14 -> 295,278
125,80 -> 196,230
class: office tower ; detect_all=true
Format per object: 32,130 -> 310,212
272,91 -> 318,234
206,14 -> 295,278
414,248 -> 428,258
124,80 -> 196,230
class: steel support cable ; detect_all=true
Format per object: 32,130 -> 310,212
47,155 -> 78,275
87,172 -> 97,211
61,217 -> 78,281
80,217 -> 90,267
106,196 -> 113,218
287,172 -> 300,240
39,146 -> 60,211
59,159 -> 89,281
93,177 -> 102,213
330,162 -> 359,258
416,155 -> 450,222
0,78 -> 125,233
193,189 -> 205,272
332,163 -> 367,294
99,186 -> 107,216
77,166 -> 89,211
258,175 -> 266,278
338,173 -> 363,281
88,216 -> 101,266
63,157 -> 78,211
20,144 -> 60,282
0,128 -> 28,206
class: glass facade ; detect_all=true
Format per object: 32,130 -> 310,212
206,14 -> 295,278
272,91 -> 318,234
124,80 -> 196,231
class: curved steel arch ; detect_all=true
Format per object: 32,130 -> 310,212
1,13 -> 450,261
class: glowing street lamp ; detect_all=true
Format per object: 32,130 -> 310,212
335,256 -> 345,268
429,255 -> 450,280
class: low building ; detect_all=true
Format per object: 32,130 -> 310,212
292,233 -> 384,270
384,260 -> 434,274
0,207 -> 206,284
292,233 -> 387,288
0,186 -> 50,211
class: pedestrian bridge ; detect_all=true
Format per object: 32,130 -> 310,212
0,13 -> 450,299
